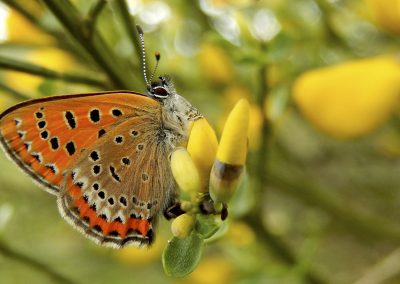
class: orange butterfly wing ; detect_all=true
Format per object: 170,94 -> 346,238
0,91 -> 159,194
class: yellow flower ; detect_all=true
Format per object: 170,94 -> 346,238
366,0 -> 400,34
216,99 -> 249,165
220,86 -> 261,151
187,118 -> 218,192
198,43 -> 233,84
210,99 -> 249,203
170,147 -> 201,195
293,55 -> 400,138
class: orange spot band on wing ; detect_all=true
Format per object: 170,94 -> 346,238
73,195 -> 150,239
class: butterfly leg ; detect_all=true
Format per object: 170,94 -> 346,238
163,201 -> 185,220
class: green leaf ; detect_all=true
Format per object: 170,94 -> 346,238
195,215 -> 220,239
162,232 -> 204,277
204,222 -> 229,244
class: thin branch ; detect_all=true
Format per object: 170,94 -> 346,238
243,215 -> 326,284
0,240 -> 77,284
87,0 -> 107,24
0,81 -> 31,100
1,0 -> 91,63
42,0 -> 137,89
113,0 -> 142,65
268,157 -> 400,243
86,0 -> 107,37
0,0 -> 40,24
244,44 -> 327,284
0,56 -> 109,88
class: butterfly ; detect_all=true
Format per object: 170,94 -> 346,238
0,26 -> 201,248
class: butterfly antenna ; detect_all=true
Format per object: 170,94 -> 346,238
136,25 -> 150,88
149,52 -> 161,83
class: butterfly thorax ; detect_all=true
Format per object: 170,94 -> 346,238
156,88 -> 202,149
160,94 -> 201,148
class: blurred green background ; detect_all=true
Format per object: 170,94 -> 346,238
1,0 -> 400,283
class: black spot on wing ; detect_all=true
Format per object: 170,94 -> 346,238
111,108 -> 123,117
90,151 -> 99,161
45,164 -> 57,174
40,130 -> 49,140
98,129 -> 106,138
89,109 -> 100,123
50,137 -> 59,150
109,166 -> 121,182
64,111 -> 76,129
65,141 -> 76,156
37,121 -> 46,129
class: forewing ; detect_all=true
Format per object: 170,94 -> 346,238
0,91 -> 159,194
58,116 -> 176,248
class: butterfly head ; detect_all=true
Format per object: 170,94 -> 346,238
147,76 -> 174,99
148,76 -> 201,123
136,25 -> 201,129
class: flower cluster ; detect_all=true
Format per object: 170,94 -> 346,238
163,99 -> 250,276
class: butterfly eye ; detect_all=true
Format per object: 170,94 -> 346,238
152,86 -> 169,99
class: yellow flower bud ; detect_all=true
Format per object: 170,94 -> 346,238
293,55 -> 400,138
210,99 -> 249,203
216,99 -> 250,165
171,213 -> 196,239
210,161 -> 244,203
170,147 -> 200,194
187,118 -> 218,192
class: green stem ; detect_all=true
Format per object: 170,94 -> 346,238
0,55 -> 108,88
244,216 -> 326,284
42,0 -> 137,89
313,0 -> 349,48
1,0 -> 92,63
113,0 -> 142,65
268,159 -> 400,243
85,0 -> 107,39
0,0 -> 39,24
244,46 -> 327,284
0,82 -> 31,100
87,0 -> 107,26
0,240 -> 77,284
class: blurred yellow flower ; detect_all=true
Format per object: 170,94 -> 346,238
224,221 -> 255,247
114,235 -> 166,266
366,0 -> 400,34
7,9 -> 54,45
180,256 -> 235,284
5,48 -> 75,96
198,43 -> 233,84
293,55 -> 400,138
